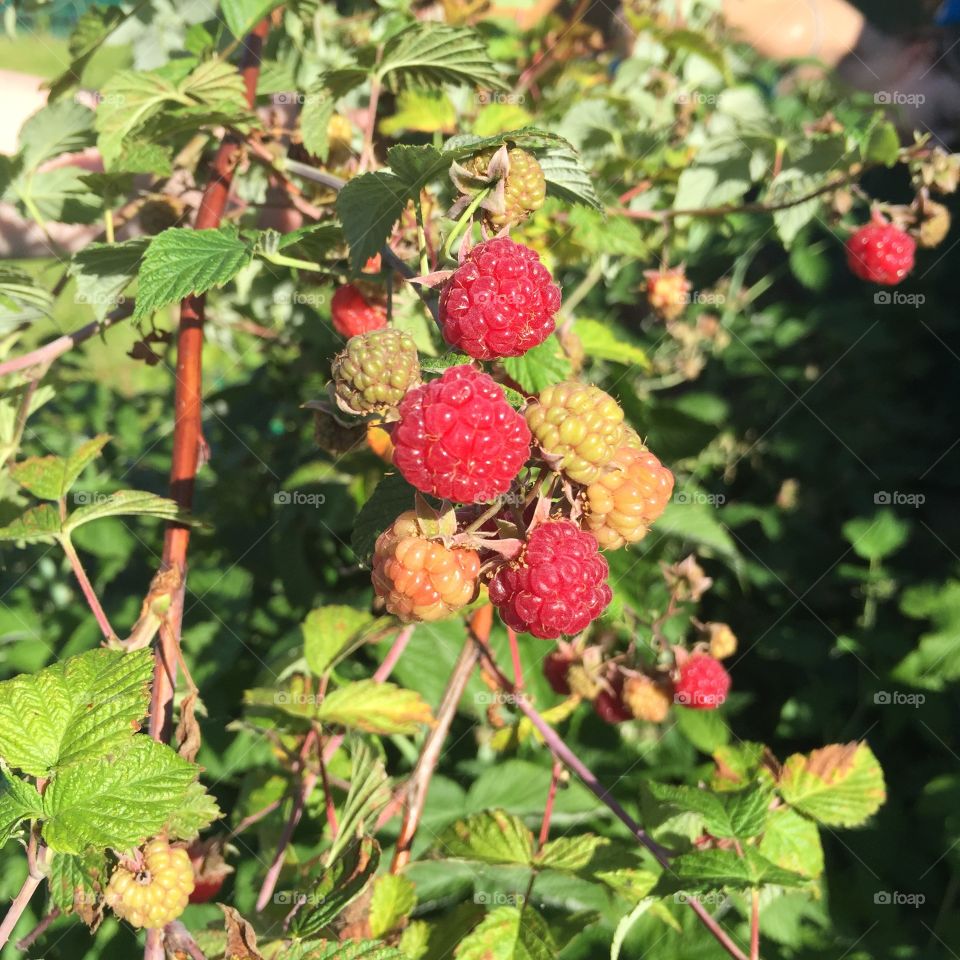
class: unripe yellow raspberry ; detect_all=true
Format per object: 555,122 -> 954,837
584,446 -> 674,549
105,840 -> 194,929
372,511 -> 480,622
463,147 -> 547,232
704,621 -> 738,660
623,675 -> 674,723
525,382 -> 625,485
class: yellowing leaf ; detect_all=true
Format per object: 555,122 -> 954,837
778,742 -> 885,827
317,681 -> 433,735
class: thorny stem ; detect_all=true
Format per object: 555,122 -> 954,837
60,535 -> 116,642
149,19 -> 270,745
470,612 -> 750,960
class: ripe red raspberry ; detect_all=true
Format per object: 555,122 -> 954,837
674,654 -> 730,710
438,238 -> 561,359
846,220 -> 916,285
372,510 -> 481,621
392,365 -> 531,503
331,284 -> 388,337
542,649 -> 574,694
489,520 -> 611,639
105,839 -> 194,929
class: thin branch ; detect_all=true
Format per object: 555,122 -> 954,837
60,535 -> 116,642
750,889 -> 760,960
0,872 -> 43,952
390,617 -> 482,874
15,906 -> 60,951
471,612 -> 750,960
164,920 -> 207,959
144,928 -> 164,960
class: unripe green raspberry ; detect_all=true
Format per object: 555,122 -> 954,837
332,329 -> 421,417
465,148 -> 547,232
525,382 -> 625,484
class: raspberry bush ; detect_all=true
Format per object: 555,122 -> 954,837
1,2 -> 956,960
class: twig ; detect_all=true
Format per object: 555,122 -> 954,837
164,920 -> 207,960
390,608 -> 485,874
0,873 -> 43,951
0,305 -> 131,380
144,928 -> 164,960
470,612 -> 750,960
507,628 -> 524,692
148,19 -> 270,745
225,798 -> 283,840
750,889 -> 760,960
15,906 -> 60,951
360,73 -> 382,172
537,759 -> 562,851
60,535 -> 116,642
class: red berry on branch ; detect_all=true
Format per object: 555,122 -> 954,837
593,673 -> 633,724
846,220 -> 916,286
438,237 -> 561,359
674,654 -> 730,710
542,649 -> 574,694
392,365 -> 531,503
331,284 -> 388,337
489,520 -> 612,639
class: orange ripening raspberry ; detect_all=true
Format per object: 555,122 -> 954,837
105,839 -> 195,929
644,267 -> 691,321
372,511 -> 480,622
584,446 -> 674,549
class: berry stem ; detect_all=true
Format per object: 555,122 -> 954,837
414,194 -> 430,276
59,534 -> 116,642
144,928 -> 164,960
262,251 -> 324,273
507,628 -> 524,692
0,872 -> 43,951
390,615 -> 484,874
470,612 -> 750,960
750,889 -> 761,960
442,187 -> 491,263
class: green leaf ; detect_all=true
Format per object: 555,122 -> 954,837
380,88 -> 457,136
42,736 -> 198,854
536,834 -> 609,872
778,742 -> 886,827
611,899 -> 656,960
673,704 -> 731,753
300,70 -> 368,162
768,169 -> 822,249
45,6 -> 129,101
9,434 -> 110,501
759,806 -> 824,879
369,874 -> 417,938
501,336 -> 570,394
220,0 -> 283,40
325,741 -> 391,868
0,648 -> 154,777
437,809 -> 536,866
16,99 -> 96,170
0,264 -> 53,330
455,905 -> 556,960
0,503 -> 63,544
63,489 -> 185,533
351,473 -> 418,566
842,510 -> 909,561
46,849 -> 105,911
133,226 -> 253,321
69,238 -> 148,321
303,606 -> 374,676
645,781 -> 772,840
297,941 -> 408,960
0,770 -> 43,847
655,498 -> 739,561
315,681 -> 434,735
377,24 -> 508,92
575,318 -> 651,369
292,836 -> 381,939
419,352 -> 473,373
863,119 -> 900,167
655,847 -> 806,895
164,780 -> 222,843
12,167 -> 101,225
537,142 -> 603,211
336,170 -> 411,272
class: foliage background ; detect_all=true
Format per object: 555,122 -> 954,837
0,1 -> 958,959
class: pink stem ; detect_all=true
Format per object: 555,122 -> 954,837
61,535 -> 116,641
0,873 -> 42,951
